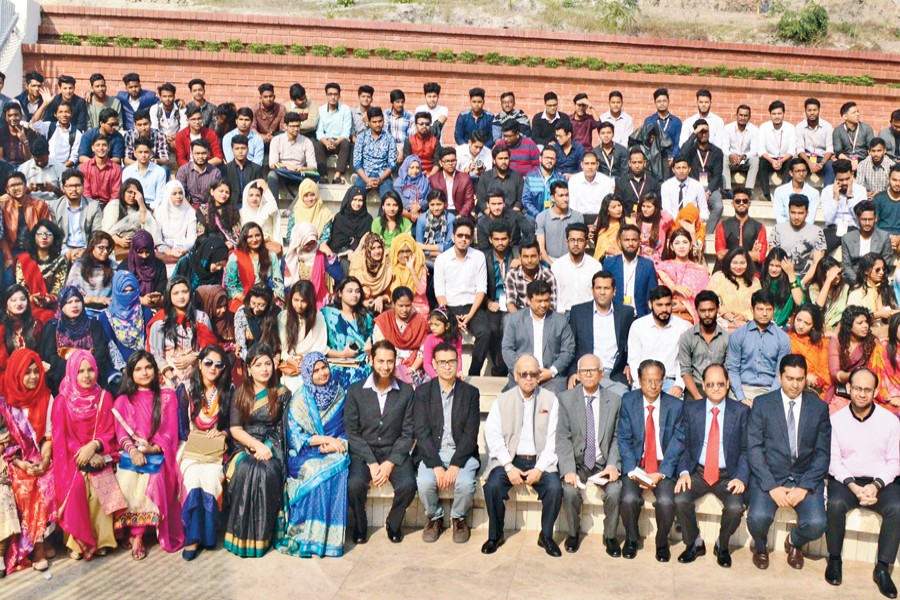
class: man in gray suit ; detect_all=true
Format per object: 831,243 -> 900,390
501,279 -> 575,393
556,354 -> 623,555
47,168 -> 103,261
841,200 -> 893,280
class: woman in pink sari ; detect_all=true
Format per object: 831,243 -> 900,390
113,350 -> 184,559
51,349 -> 124,560
656,228 -> 710,324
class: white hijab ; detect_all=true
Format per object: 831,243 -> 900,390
155,180 -> 193,243
239,179 -> 279,235
284,221 -> 319,281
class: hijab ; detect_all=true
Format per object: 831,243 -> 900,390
293,178 -> 333,236
127,230 -> 163,296
394,155 -> 430,209
240,179 -> 278,229
189,237 -> 229,287
196,285 -> 235,342
389,232 -> 425,293
156,180 -> 193,243
106,271 -> 145,351
55,286 -> 92,348
301,351 -> 340,410
58,349 -> 104,414
330,185 -> 372,253
2,348 -> 51,440
349,232 -> 391,296
284,222 -> 320,278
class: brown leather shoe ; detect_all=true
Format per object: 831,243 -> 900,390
752,549 -> 770,570
785,535 -> 804,570
451,518 -> 470,544
422,518 -> 444,543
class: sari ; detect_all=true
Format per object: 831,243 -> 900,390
196,285 -> 235,349
656,259 -> 710,324
98,272 -> 151,370
808,282 -> 850,330
0,316 -> 42,380
637,211 -> 673,265
373,309 -> 429,386
283,222 -> 328,308
286,178 -> 333,247
224,248 -> 284,313
389,233 -> 429,316
709,272 -> 761,325
593,221 -> 622,260
349,232 -> 392,304
275,352 -> 348,558
277,310 -> 329,393
394,155 -> 430,213
240,180 -> 281,244
871,342 -> 900,416
223,387 -> 289,558
15,252 -> 67,324
789,332 -> 832,398
826,336 -> 885,413
112,388 -> 185,552
321,307 -> 373,389
0,425 -> 21,565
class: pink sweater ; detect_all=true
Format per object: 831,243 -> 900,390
422,333 -> 463,378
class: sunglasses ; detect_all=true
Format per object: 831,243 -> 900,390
202,358 -> 225,370
733,198 -> 750,205
517,371 -> 540,379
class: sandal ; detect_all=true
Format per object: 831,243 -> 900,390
95,547 -> 109,557
130,537 -> 147,561
82,546 -> 97,562
67,549 -> 83,561
32,559 -> 50,572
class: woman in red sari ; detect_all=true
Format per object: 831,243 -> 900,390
372,287 -> 429,387
0,349 -> 57,574
15,220 -> 68,325
0,284 -> 43,379
51,349 -> 124,560
223,222 -> 284,313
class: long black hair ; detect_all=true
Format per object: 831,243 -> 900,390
235,343 -> 279,422
808,255 -> 845,306
243,283 -> 280,355
331,275 -> 368,332
762,247 -> 791,308
2,284 -> 37,353
284,280 -> 318,352
837,305 -> 877,372
379,190 -> 407,233
237,221 -> 272,277
163,276 -> 200,350
117,349 -> 162,441
595,193 -> 626,236
187,344 -> 232,428
887,312 -> 900,371
80,231 -> 115,286
792,303 -> 824,346
202,180 -> 240,233
720,247 -> 756,289
852,252 -> 897,310
26,219 -> 63,260
118,178 -> 145,220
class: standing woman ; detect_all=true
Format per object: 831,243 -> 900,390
174,236 -> 230,292
0,284 -> 42,378
826,306 -> 884,413
592,193 -> 631,260
239,180 -> 282,255
224,343 -> 289,558
234,284 -> 281,362
371,191 -> 412,250
322,277 -> 373,389
372,287 -> 429,386
224,222 -> 284,313
119,230 -> 166,310
788,304 -> 831,398
389,233 -> 429,316
155,180 -> 197,263
872,312 -> 900,415
285,178 -> 333,255
655,228 -> 709,324
807,256 -> 849,333
349,232 -> 392,313
113,351 -> 184,559
275,352 -> 348,558
330,186 -> 373,276
65,231 -> 116,315
277,281 -> 328,393
0,349 -> 57,573
97,272 -> 154,371
196,285 -> 236,352
51,350 -> 124,561
14,220 -> 68,324
177,344 -> 233,560
102,179 -> 159,260
196,180 -> 241,249
760,247 -> 805,327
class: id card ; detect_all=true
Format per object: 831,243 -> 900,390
623,294 -> 633,306
836,221 -> 849,237
851,156 -> 859,167
699,171 -> 709,188
810,154 -> 819,164
498,293 -> 508,312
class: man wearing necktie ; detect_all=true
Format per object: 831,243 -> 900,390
673,364 -> 750,567
747,354 -> 830,571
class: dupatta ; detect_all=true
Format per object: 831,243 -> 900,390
16,253 -> 56,324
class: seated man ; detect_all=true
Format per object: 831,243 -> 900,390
285,83 -> 319,140
480,221 -> 516,378
833,101 -> 874,171
618,358 -> 686,562
475,144 -> 524,214
501,279 -> 575,393
551,121 -> 585,178
353,107 -> 398,199
674,363 -> 749,567
594,121 -> 628,180
344,341 -> 416,544
123,109 -> 168,167
415,82 -> 449,140
557,354 -> 623,555
184,78 -> 216,129
491,91 -> 532,142
220,134 -> 263,205
36,74 -> 89,132
747,354 -> 830,570
757,100 -> 796,202
599,90 -> 633,146
428,147 -> 474,217
413,342 -> 481,544
0,102 -> 38,166
550,222 -> 600,313
18,137 -> 64,200
504,240 -> 558,313
772,158 -> 819,225
874,164 -> 900,249
569,93 -> 600,152
722,105 -> 759,191
120,138 -> 167,207
501,120 -> 540,178
482,354 -> 562,556
825,368 -> 900,597
315,82 -> 353,183
772,194 -> 826,287
535,180 -> 582,263
821,158 -> 868,252
78,135 -> 122,204
175,139 -> 222,207
568,151 -> 614,225
523,146 -> 565,218
267,111 -> 317,200
879,109 -> 900,163
531,92 -> 570,148
47,168 -> 103,260
679,118 -> 725,235
222,107 -> 264,166
856,137 -> 895,199
456,129 -> 491,183
1,172 -> 51,269
678,291 -> 729,401
77,108 -> 125,165
626,286 -> 691,397
841,200 -> 892,280
251,83 -> 286,146
474,188 -> 533,250
714,188 -> 767,269
453,87 -> 493,148
403,111 -> 441,176
149,82 -> 186,146
660,156 -> 708,224
616,147 -> 661,215
115,72 -> 157,131
28,101 -> 80,168
174,105 -> 223,167
603,224 -> 658,317
795,97 -> 834,187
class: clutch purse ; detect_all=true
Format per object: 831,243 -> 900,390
118,451 -> 164,474
182,430 -> 226,464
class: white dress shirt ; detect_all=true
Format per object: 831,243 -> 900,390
820,182 -> 868,230
757,121 -> 797,159
661,176 -> 708,220
484,390 -> 559,472
434,247 -> 487,306
680,112 -> 726,149
362,374 -> 401,414
532,312 -> 546,369
698,399 -> 727,469
568,171 -> 614,215
642,396 -> 664,462
627,314 -> 692,390
599,110 -> 634,146
723,121 -> 759,158
780,390 -> 803,456
592,303 -> 619,372
30,121 -> 82,165
550,253 -> 602,312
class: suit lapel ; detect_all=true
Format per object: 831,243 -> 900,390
596,390 -> 609,443
723,400 -> 735,465
432,381 -> 445,434
772,394 -> 792,453
659,395 -> 670,451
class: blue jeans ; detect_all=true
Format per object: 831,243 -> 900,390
747,482 -> 827,553
416,450 -> 479,520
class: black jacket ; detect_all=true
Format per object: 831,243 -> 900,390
413,378 -> 481,469
568,300 -> 634,381
343,378 -> 415,466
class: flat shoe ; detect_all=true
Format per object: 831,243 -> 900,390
67,550 -> 83,561
32,559 -> 49,571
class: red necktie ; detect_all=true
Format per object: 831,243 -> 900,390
643,405 -> 659,474
704,407 -> 720,486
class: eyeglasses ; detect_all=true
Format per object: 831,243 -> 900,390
416,121 -> 431,126
641,379 -> 663,386
850,385 -> 875,396
578,368 -> 601,375
35,231 -> 54,238
517,371 -> 540,379
455,233 -> 472,239
64,183 -> 84,189
202,358 -> 225,370
435,359 -> 458,368
704,381 -> 728,390
94,245 -> 112,253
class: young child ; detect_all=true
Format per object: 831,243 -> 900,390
422,307 -> 463,379
0,413 -> 22,578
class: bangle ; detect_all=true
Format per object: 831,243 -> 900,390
790,281 -> 801,289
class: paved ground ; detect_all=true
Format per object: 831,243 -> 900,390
3,528 -> 891,600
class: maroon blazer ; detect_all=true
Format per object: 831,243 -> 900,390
428,170 -> 474,217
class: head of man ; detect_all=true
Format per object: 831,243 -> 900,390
848,368 -> 878,415
423,82 -> 441,109
5,172 -> 27,201
555,121 -> 573,149
702,364 -> 729,403
598,122 -> 615,147
541,147 -> 558,176
779,354 -> 808,400
803,97 -> 821,124
653,88 -> 669,115
520,241 -> 541,273
492,145 -> 510,174
432,342 -> 459,383
618,224 -> 640,260
413,111 -> 433,139
235,107 -> 253,134
452,217 -> 475,253
133,109 -> 152,138
371,340 -> 397,383
608,90 -> 623,115
501,120 -> 521,147
258,83 -> 276,108
736,104 -> 751,128
514,354 -> 541,396
439,147 -> 457,175
672,157 -> 690,181
61,168 -> 84,203
24,72 -> 44,100
488,221 -> 511,255
31,138 -> 50,168
98,108 -> 120,136
357,85 -> 374,109
628,148 -> 647,177
573,93 -> 590,118
592,271 -> 616,310
550,179 -> 568,211
786,158 -> 808,187
469,88 -> 485,115
694,290 -> 720,330
487,190 -> 507,218
768,100 -> 786,126
840,101 -> 860,126
578,354 -> 603,394
500,91 -> 516,114
543,92 -> 559,118
889,165 -> 900,196
834,159 -> 854,193
468,130 -> 486,162
189,78 -> 206,103
565,222 -> 588,259
788,194 -> 810,228
122,73 -> 141,99
190,139 -> 210,167
855,200 -> 877,235
693,119 -> 710,146
133,139 -> 153,166
526,279 -> 553,319
751,289 -> 776,329
58,75 -> 77,101
325,82 -> 341,109
389,89 -> 406,115
638,359 -> 665,402
695,89 -> 712,116
157,83 -> 176,109
868,138 -> 887,165
185,106 -> 204,133
581,151 -> 599,179
3,103 -> 22,129
91,135 -> 110,161
649,286 -> 673,325
732,187 -> 752,218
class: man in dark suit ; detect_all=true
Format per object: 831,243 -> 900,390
568,271 -> 634,396
501,279 -> 575,393
602,224 -> 657,317
747,354 -> 830,570
344,340 -> 416,544
220,134 -> 263,203
480,220 -> 517,377
428,146 -> 475,217
840,200 -> 893,280
617,359 -> 686,562
414,342 -> 481,544
673,364 -> 750,568
556,354 -> 623,555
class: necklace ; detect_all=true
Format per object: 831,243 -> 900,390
202,386 -> 219,415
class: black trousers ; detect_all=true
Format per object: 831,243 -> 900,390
447,304 -> 491,376
673,468 -> 745,548
826,476 -> 900,565
313,138 -> 351,177
759,158 -> 789,199
484,310 -> 508,377
347,456 -> 416,534
483,458 -> 562,541
621,475 -> 677,548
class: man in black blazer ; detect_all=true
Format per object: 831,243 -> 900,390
220,133 -> 264,201
747,354 -> 830,571
344,340 -> 416,544
480,220 -> 518,377
414,342 -> 481,544
568,271 -> 634,396
673,364 -> 750,568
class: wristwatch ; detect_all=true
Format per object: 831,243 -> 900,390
504,463 -> 513,473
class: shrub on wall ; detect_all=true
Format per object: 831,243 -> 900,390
777,2 -> 829,44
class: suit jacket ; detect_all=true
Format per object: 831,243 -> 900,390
879,126 -> 900,162
412,378 -> 481,469
841,228 -> 893,280
221,160 -> 264,204
481,246 -> 519,302
677,397 -> 750,484
501,308 -> 575,377
747,390 -> 831,493
568,300 -> 634,380
428,170 -> 475,217
601,254 -> 658,318
116,90 -> 159,131
343,378 -> 416,467
556,384 -> 622,476
47,196 -> 104,248
617,390 -> 685,479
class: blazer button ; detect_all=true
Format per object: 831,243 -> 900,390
378,421 -> 383,426
377,436 -> 382,441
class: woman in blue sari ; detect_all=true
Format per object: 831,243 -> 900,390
275,352 -> 348,558
97,272 -> 153,371
322,276 -> 373,389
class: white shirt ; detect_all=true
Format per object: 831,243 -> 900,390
150,104 -> 187,136
820,183 -> 868,229
456,142 -> 492,173
680,112 -> 726,149
642,396 -> 664,462
18,158 -> 65,188
599,110 -> 634,146
568,171 -> 614,215
757,121 -> 797,159
795,118 -> 834,156
434,247 -> 487,306
532,312 -> 546,369
780,390 -> 803,455
550,253 -> 602,312
30,121 -> 82,165
723,121 -> 759,158
859,235 -> 872,256
698,399 -> 727,469
592,303 -> 619,373
622,256 -> 638,302
584,390 -> 603,464
362,374 -> 400,414
627,314 -> 692,390
661,176 -> 708,221
484,390 -> 559,472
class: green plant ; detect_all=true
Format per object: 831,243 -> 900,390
544,57 -> 562,69
390,50 -> 410,60
59,32 -> 82,46
458,51 -> 478,64
436,49 -> 456,63
675,64 -> 694,76
788,72 -> 806,82
772,68 -> 791,80
85,34 -> 110,47
524,55 -> 543,67
640,63 -> 662,74
184,40 -> 204,51
598,0 -> 639,30
310,44 -> 331,57
622,62 -> 641,72
270,44 -> 287,55
113,35 -> 134,48
136,38 -> 158,49
336,0 -> 356,6
161,38 -> 181,50
353,48 -> 371,59
247,43 -> 269,54
777,1 -> 829,44
227,39 -> 244,52
500,55 -> 521,66
605,61 -> 623,71
483,52 -> 502,65
585,57 -> 605,71
289,44 -> 306,56
332,45 -> 348,57
561,0 -> 581,6
411,49 -> 433,61
204,41 -> 224,52
565,56 -> 586,69
374,47 -> 392,58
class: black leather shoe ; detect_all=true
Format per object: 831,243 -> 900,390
564,534 -> 581,553
714,541 -> 731,568
481,537 -> 505,554
386,525 -> 404,543
537,534 -> 562,557
677,540 -> 706,564
825,557 -> 842,586
622,540 -> 638,559
656,545 -> 671,563
352,528 -> 367,544
874,566 -> 898,599
604,537 -> 622,557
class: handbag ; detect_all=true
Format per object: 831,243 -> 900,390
118,451 -> 164,474
182,430 -> 226,464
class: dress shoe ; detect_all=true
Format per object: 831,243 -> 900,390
564,534 -> 581,553
481,537 -> 505,554
422,518 -> 443,543
451,518 -> 470,544
677,540 -> 706,564
537,534 -> 562,557
874,566 -> 898,599
784,535 -> 804,569
825,556 -> 843,586
752,549 -> 769,570
386,525 -> 404,543
181,547 -> 200,561
622,540 -> 638,559
604,537 -> 622,558
352,528 -> 368,544
713,541 -> 731,568
656,545 -> 671,563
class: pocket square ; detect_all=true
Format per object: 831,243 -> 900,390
541,409 -> 549,414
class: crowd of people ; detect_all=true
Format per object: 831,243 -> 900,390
0,68 -> 898,596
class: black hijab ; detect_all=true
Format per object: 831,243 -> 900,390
329,186 -> 372,253
189,237 -> 229,287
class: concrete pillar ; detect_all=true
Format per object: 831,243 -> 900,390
2,0 -> 40,94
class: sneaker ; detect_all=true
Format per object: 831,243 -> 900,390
422,518 -> 444,543
452,518 -> 470,544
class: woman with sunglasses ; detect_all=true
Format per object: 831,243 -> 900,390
847,253 -> 898,324
64,231 -> 116,316
177,345 -> 233,560
14,220 -> 68,324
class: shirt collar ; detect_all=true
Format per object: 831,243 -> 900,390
593,303 -> 614,317
780,390 -> 801,406
705,398 -> 725,416
850,403 -> 876,423
692,323 -> 725,339
363,374 -> 399,393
